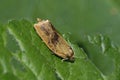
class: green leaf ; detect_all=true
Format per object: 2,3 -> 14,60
0,19 -> 120,80
78,34 -> 120,80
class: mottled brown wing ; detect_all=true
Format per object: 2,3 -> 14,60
34,19 -> 74,60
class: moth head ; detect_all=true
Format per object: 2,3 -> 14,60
69,55 -> 74,62
67,49 -> 75,61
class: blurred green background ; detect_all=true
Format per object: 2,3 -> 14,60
0,0 -> 120,46
0,0 -> 120,80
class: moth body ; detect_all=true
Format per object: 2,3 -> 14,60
34,18 -> 74,61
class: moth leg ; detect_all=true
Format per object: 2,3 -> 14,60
61,58 -> 69,62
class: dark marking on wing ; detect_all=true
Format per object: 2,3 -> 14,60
49,23 -> 56,31
40,26 -> 50,36
51,32 -> 59,45
49,23 -> 60,45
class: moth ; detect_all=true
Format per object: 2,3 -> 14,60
34,18 -> 74,61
